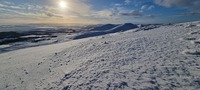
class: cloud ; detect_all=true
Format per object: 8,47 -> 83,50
141,5 -> 155,10
148,5 -> 155,10
141,5 -> 148,10
0,2 -> 59,20
0,0 -> 162,24
62,0 -> 92,16
0,2 -> 25,10
125,0 -> 132,4
120,10 -> 143,16
120,10 -> 159,19
188,12 -> 200,15
45,12 -> 63,18
95,10 -> 115,18
154,0 -> 200,13
144,14 -> 161,18
154,0 -> 192,7
175,12 -> 200,16
0,0 -> 92,18
0,1 -> 49,13
0,0 -> 99,24
153,0 -> 200,16
114,4 -> 122,7
0,1 -> 52,19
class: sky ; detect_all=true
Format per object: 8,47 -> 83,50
0,0 -> 200,25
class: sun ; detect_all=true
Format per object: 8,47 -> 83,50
59,1 -> 67,9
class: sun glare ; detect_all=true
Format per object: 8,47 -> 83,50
59,1 -> 67,9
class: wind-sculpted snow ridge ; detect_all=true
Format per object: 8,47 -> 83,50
74,23 -> 138,39
0,21 -> 200,90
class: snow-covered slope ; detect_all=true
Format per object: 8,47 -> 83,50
0,21 -> 200,90
90,24 -> 118,31
74,23 -> 138,39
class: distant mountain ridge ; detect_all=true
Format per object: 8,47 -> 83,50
90,24 -> 118,31
74,23 -> 139,39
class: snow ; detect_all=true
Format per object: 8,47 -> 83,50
74,23 -> 138,39
90,24 -> 118,31
0,21 -> 200,90
0,45 -> 11,48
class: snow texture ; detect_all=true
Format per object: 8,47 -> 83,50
0,21 -> 200,90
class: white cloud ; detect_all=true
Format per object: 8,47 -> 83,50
154,0 -> 191,7
125,0 -> 132,4
148,5 -> 155,10
141,5 -> 155,11
0,1 -> 60,21
141,5 -> 148,10
120,10 -> 143,16
154,0 -> 200,13
93,9 -> 115,18
0,0 -> 160,24
114,3 -> 122,7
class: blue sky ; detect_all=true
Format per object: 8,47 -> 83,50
0,0 -> 200,24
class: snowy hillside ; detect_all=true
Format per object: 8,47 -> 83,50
74,23 -> 139,39
0,21 -> 200,90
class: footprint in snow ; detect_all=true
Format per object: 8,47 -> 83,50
187,30 -> 200,35
191,39 -> 200,45
184,37 -> 196,41
185,24 -> 196,28
179,37 -> 196,41
182,50 -> 200,56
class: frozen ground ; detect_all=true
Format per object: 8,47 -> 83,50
0,21 -> 200,90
